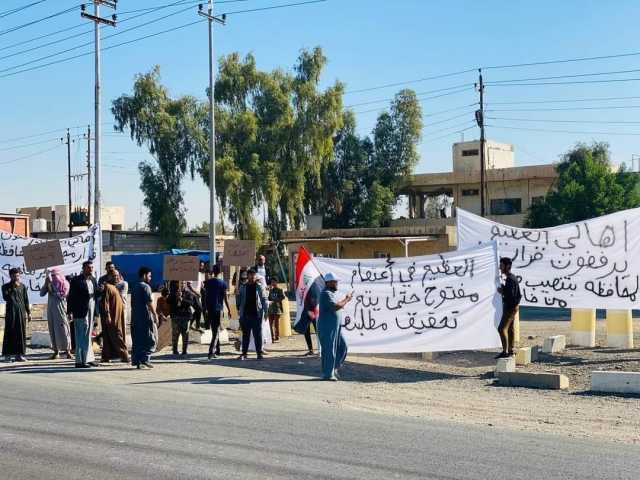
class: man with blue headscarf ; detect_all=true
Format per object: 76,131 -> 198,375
318,272 -> 353,381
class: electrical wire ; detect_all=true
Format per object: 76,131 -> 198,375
486,77 -> 640,87
0,144 -> 62,166
423,111 -> 475,128
424,125 -> 475,142
487,67 -> 640,84
0,137 -> 62,152
487,116 -> 640,125
0,1 -> 48,19
346,84 -> 474,108
223,0 -> 327,16
487,105 -> 640,112
0,3 -> 85,38
486,124 -> 640,136
345,69 -> 476,95
486,95 -> 640,105
424,120 -> 476,135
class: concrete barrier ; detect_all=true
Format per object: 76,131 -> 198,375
31,331 -> 51,348
497,372 -> 569,390
513,308 -> 520,347
515,347 -> 531,366
531,345 -> 540,362
190,329 -> 212,345
543,335 -> 566,354
496,356 -> 516,373
606,310 -> 634,349
570,308 -> 596,347
591,371 -> 640,394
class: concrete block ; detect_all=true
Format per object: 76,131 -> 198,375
218,328 -> 229,344
543,335 -> 566,354
591,371 -> 640,395
515,347 -> 531,366
420,352 -> 439,361
31,331 -> 51,348
570,308 -> 596,347
190,329 -> 212,345
496,356 -> 516,372
606,310 -> 634,349
530,345 -> 540,362
497,372 -> 569,390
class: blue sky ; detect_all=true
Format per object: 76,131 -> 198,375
1,0 -> 640,228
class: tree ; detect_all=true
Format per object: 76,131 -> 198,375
525,142 -> 640,228
112,66 -> 207,247
323,89 -> 423,228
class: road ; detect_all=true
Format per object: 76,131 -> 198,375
0,356 -> 637,480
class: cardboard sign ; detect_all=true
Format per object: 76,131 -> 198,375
223,239 -> 256,267
22,240 -> 64,271
163,255 -> 200,281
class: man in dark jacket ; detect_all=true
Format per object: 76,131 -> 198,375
67,261 -> 99,368
496,257 -> 522,358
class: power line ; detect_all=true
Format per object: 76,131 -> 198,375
0,137 -> 61,152
487,67 -> 640,84
487,116 -> 640,125
486,77 -> 640,87
0,4 -> 84,38
424,120 -> 476,136
0,144 -> 61,166
345,69 -> 476,95
487,124 -> 640,137
423,111 -> 475,128
424,125 -> 475,142
223,0 -> 327,16
487,105 -> 640,113
484,50 -> 640,70
486,95 -> 640,106
346,83 -> 474,108
0,0 -> 48,19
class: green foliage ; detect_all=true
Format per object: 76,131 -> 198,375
111,66 -> 207,248
323,90 -> 423,228
525,142 -> 640,228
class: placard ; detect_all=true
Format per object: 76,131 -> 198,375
22,240 -> 65,271
163,255 -> 200,281
223,239 -> 256,267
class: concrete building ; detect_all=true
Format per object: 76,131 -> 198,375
0,212 -> 30,236
17,205 -> 126,232
398,139 -> 557,227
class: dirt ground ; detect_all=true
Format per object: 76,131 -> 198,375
6,318 -> 640,445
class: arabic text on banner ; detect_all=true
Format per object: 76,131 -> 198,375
457,208 -> 640,309
313,243 -> 502,353
0,225 -> 102,305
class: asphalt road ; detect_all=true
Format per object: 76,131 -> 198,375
0,360 -> 638,480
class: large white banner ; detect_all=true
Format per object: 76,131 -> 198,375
313,243 -> 502,353
0,225 -> 102,305
457,208 -> 640,309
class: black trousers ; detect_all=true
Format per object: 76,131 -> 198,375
190,299 -> 203,329
208,310 -> 221,356
304,319 -> 317,351
241,313 -> 262,355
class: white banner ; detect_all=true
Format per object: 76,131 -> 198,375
457,208 -> 640,309
313,243 -> 502,353
0,225 -> 102,305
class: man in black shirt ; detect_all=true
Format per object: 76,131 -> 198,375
496,257 -> 522,358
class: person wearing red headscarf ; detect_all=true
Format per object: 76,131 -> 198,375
40,268 -> 73,360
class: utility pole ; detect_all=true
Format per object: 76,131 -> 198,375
475,69 -> 486,217
198,2 -> 226,268
81,1 -> 116,234
86,125 -> 92,226
63,130 -> 73,237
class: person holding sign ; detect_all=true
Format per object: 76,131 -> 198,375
496,257 -> 522,359
2,268 -> 31,362
318,273 -> 353,381
40,268 -> 72,360
131,267 -> 159,369
67,261 -> 99,368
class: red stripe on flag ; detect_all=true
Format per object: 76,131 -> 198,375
295,246 -> 312,289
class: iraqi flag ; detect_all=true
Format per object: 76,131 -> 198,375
293,246 -> 325,334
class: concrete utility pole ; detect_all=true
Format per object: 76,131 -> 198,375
86,125 -> 92,226
81,1 -> 116,233
64,129 -> 72,237
475,69 -> 486,217
198,1 -> 226,268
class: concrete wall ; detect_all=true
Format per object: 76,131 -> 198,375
452,140 -> 515,173
18,205 -> 125,232
0,215 -> 29,236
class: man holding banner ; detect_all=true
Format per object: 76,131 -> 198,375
2,268 -> 31,362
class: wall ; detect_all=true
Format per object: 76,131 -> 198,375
452,140 -> 515,173
0,216 -> 29,236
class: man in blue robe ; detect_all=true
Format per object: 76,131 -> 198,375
318,273 -> 353,381
131,267 -> 158,369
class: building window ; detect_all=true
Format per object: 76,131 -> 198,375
531,196 -> 545,205
373,251 -> 389,259
461,149 -> 479,157
462,188 -> 479,196
490,198 -> 522,215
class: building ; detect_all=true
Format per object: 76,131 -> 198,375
0,212 -> 30,236
16,205 -> 126,233
397,139 -> 557,227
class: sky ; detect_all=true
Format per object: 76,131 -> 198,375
1,0 -> 640,229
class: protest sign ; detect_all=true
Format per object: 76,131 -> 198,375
223,239 -> 256,267
457,208 -> 640,309
0,225 -> 102,305
22,240 -> 64,271
163,255 -> 200,281
310,243 -> 502,353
